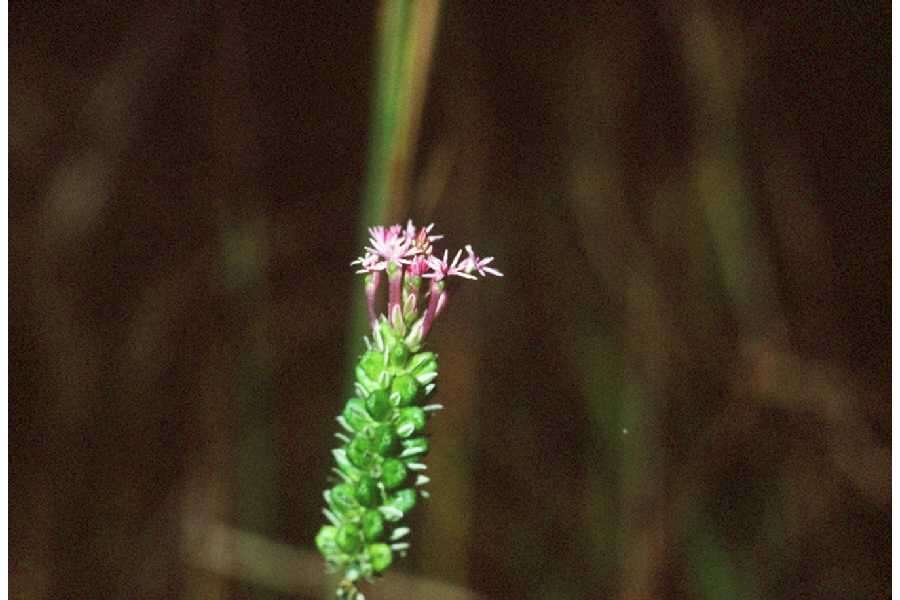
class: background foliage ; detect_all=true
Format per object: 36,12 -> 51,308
10,2 -> 889,599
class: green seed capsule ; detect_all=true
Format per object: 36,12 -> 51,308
330,483 -> 357,512
316,525 -> 338,554
347,435 -> 373,468
391,488 -> 417,514
389,343 -> 410,369
381,458 -> 407,490
361,510 -> 385,541
343,398 -> 369,432
390,374 -> 419,406
367,543 -> 393,573
361,351 -> 385,380
369,424 -> 397,455
365,389 -> 392,420
354,476 -> 380,507
395,407 -> 426,437
336,523 -> 362,553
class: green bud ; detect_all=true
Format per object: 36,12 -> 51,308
347,435 -> 373,468
390,488 -> 417,514
360,351 -> 385,380
361,510 -> 385,541
330,483 -> 357,512
395,407 -> 426,438
342,398 -> 369,432
367,543 -> 393,573
336,522 -> 362,553
355,365 -> 376,391
401,437 -> 429,457
381,458 -> 407,490
369,424 -> 396,455
409,353 -> 438,386
354,476 -> 380,507
407,352 -> 436,374
365,389 -> 392,421
316,525 -> 338,554
390,374 -> 419,406
389,342 -> 410,369
378,318 -> 399,347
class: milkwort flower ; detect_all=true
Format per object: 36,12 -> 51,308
318,221 -> 501,600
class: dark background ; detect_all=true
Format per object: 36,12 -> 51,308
10,2 -> 890,599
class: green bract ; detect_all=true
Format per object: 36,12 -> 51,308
317,315 -> 438,594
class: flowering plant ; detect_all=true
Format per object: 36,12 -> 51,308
315,221 -> 501,599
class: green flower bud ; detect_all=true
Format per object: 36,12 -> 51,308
354,476 -> 380,507
355,365 -> 376,391
316,525 -> 338,555
395,407 -> 426,438
367,543 -> 393,573
342,398 -> 369,432
378,317 -> 400,347
388,342 -> 410,369
336,523 -> 362,553
347,435 -> 373,468
330,483 -> 357,512
365,389 -> 392,420
390,488 -> 417,514
407,352 -> 436,374
361,510 -> 385,541
401,437 -> 429,457
381,458 -> 407,490
390,374 -> 419,406
360,351 -> 385,381
369,424 -> 397,455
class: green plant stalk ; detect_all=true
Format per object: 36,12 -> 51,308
345,0 -> 416,400
317,317 -> 440,600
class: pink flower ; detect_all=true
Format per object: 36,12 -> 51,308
462,244 -> 503,277
365,225 -> 416,270
406,255 -> 430,278
425,249 -> 477,281
405,220 -> 443,256
350,252 -> 381,274
352,221 -> 501,341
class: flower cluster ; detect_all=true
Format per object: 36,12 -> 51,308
317,222 -> 500,599
351,221 -> 502,339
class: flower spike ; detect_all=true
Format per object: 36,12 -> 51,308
318,221 -> 500,599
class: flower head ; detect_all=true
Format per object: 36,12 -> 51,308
350,252 -> 381,274
462,244 -> 503,278
425,249 -> 477,281
365,225 -> 415,270
355,221 -> 500,339
405,220 -> 443,256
